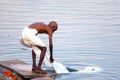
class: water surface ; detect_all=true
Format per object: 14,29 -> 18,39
0,0 -> 120,80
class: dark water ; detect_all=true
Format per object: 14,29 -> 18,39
0,0 -> 120,80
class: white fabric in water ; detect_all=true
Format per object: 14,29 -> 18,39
52,62 -> 69,74
77,66 -> 103,73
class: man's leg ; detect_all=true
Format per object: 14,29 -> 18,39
37,46 -> 46,69
32,50 -> 36,70
36,46 -> 47,74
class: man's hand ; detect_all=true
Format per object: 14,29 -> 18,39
50,57 -> 54,63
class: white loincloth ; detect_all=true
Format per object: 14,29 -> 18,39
19,27 -> 45,48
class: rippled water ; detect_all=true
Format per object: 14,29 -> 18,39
0,0 -> 120,80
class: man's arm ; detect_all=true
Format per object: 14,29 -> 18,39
49,33 -> 54,63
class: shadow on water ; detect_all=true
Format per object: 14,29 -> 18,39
67,67 -> 78,72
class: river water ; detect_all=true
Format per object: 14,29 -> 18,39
0,0 -> 120,80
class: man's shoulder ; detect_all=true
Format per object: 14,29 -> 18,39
32,22 -> 45,25
29,22 -> 48,28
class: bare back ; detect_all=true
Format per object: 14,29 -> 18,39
28,22 -> 53,45
28,22 -> 52,34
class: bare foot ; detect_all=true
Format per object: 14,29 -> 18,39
33,68 -> 48,74
32,67 -> 37,72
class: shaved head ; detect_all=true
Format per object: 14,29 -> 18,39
48,21 -> 58,31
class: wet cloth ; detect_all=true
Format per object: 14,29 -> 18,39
20,27 -> 45,48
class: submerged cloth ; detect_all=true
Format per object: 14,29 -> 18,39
20,27 -> 45,48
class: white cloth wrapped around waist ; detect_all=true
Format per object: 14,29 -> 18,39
19,27 -> 45,48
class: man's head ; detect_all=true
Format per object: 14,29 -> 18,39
48,21 -> 58,32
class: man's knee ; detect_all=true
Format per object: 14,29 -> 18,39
37,46 -> 47,52
42,47 -> 47,52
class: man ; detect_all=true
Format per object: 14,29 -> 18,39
20,21 -> 58,74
